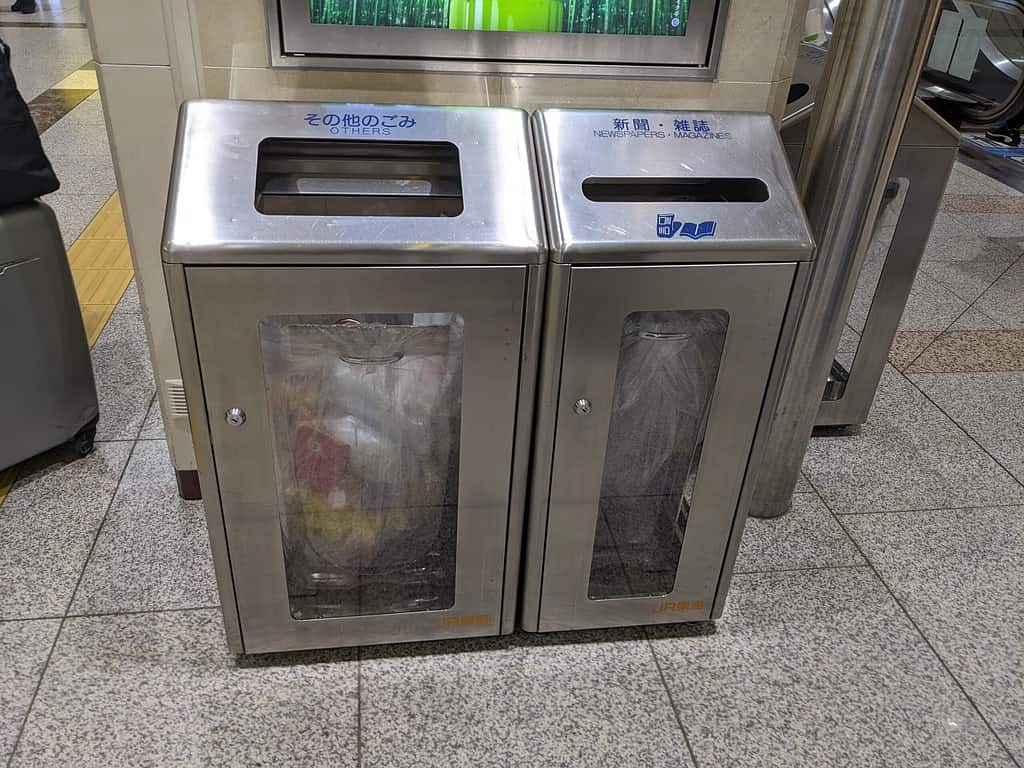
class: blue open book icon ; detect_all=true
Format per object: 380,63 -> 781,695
679,220 -> 717,240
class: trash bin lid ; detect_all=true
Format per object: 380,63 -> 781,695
533,108 -> 814,264
162,100 -> 545,266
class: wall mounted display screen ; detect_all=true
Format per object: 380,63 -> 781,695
271,0 -> 724,75
308,0 -> 690,37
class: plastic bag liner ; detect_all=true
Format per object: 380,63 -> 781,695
259,313 -> 464,620
588,309 -> 729,600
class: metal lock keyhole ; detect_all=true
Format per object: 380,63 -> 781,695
225,407 -> 246,426
574,398 -> 592,416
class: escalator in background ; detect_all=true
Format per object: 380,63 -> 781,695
811,0 -> 1024,167
921,1 -> 1024,128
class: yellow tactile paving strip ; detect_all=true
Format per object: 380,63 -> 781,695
68,193 -> 132,346
0,192 -> 131,505
52,67 -> 100,92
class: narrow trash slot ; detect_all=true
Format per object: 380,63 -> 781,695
255,138 -> 463,217
581,177 -> 770,203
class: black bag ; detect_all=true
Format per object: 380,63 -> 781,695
0,37 -> 59,208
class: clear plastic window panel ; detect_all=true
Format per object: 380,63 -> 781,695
259,313 -> 464,620
587,309 -> 729,601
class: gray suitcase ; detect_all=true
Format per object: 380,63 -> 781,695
0,201 -> 98,470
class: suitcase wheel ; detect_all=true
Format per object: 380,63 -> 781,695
70,417 -> 98,458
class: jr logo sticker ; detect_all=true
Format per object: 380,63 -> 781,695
656,214 -> 717,240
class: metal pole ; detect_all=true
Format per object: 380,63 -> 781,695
747,0 -> 942,518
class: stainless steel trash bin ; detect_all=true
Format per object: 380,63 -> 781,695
520,109 -> 814,633
162,100 -> 546,654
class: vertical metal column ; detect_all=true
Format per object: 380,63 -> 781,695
747,0 -> 942,518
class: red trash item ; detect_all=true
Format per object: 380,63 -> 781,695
292,424 -> 350,496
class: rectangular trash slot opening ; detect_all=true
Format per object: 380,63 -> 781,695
255,138 -> 464,217
581,177 -> 770,203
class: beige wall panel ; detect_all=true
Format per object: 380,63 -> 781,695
195,0 -> 270,69
498,76 -> 776,113
85,0 -> 171,66
95,63 -> 196,471
717,0 -> 805,83
202,66 -> 504,106
776,0 -> 811,85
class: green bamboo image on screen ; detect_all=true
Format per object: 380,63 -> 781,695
309,0 -> 690,35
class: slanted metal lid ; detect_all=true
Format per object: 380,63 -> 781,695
162,100 -> 545,265
533,108 -> 814,264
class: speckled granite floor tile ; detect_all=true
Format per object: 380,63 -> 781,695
0,0 -> 89,24
794,472 -> 813,493
0,443 -> 131,619
908,371 -> 1024,483
360,629 -> 691,768
844,234 -> 888,334
906,332 -> 1024,374
951,162 -> 1023,197
137,395 -> 165,440
895,270 -> 973,332
949,307 -> 1005,331
0,619 -> 61,762
802,366 -> 1024,513
947,165 -> 1000,197
90,313 -> 155,441
974,257 -> 1024,329
942,194 -> 1024,214
923,211 -> 1020,264
111,279 -> 140,315
41,193 -> 108,245
10,610 -> 358,768
39,117 -> 110,159
954,211 -> 1024,241
735,493 -> 863,573
836,323 -> 860,354
919,256 -> 1020,304
844,506 -> 1024,763
925,211 -> 967,243
59,91 -> 105,127
68,441 -> 218,615
0,27 -> 92,101
45,150 -> 116,197
847,263 -> 967,334
648,568 -> 1016,768
889,331 -> 940,371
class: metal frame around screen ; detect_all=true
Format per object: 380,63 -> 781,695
266,0 -> 727,78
